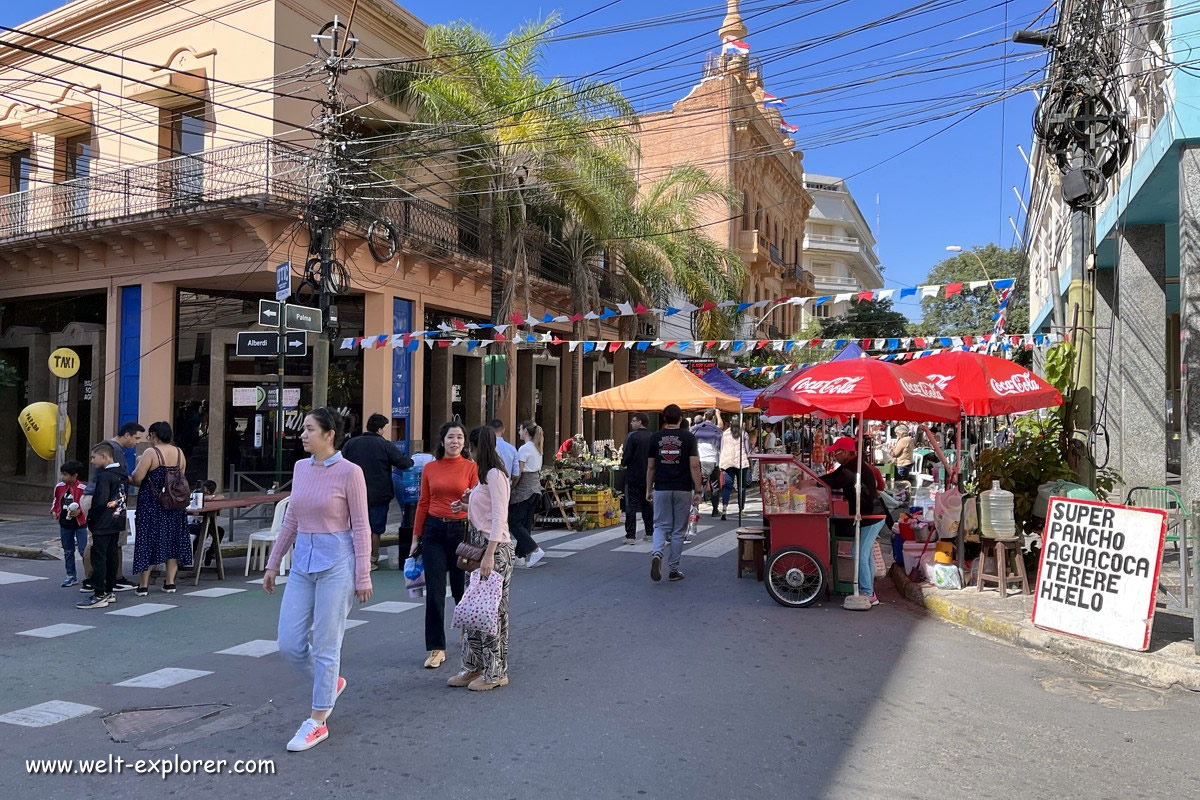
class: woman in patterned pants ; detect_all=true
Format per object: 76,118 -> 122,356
448,426 -> 515,691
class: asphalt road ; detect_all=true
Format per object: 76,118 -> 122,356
2,511 -> 1199,800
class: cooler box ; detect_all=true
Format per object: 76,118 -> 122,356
902,541 -> 936,574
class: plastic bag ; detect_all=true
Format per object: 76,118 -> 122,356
923,561 -> 963,589
452,570 -> 503,636
933,487 -> 962,540
403,556 -> 424,580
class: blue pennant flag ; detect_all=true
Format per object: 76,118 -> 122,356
785,340 -> 796,352
541,313 -> 556,323
407,342 -> 420,353
939,337 -> 951,347
466,341 -> 480,352
599,307 -> 618,319
887,338 -> 899,351
583,342 -> 596,354
477,323 -> 494,329
635,341 -> 651,351
994,278 -> 1015,290
526,334 -> 537,343
678,342 -> 691,353
664,306 -> 681,316
732,341 -> 746,354
1035,334 -> 1045,345
899,288 -> 917,300
815,296 -> 830,306
991,312 -> 1001,321
735,302 -> 753,314
835,339 -> 847,349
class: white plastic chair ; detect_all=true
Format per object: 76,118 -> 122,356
245,496 -> 291,576
912,452 -> 933,488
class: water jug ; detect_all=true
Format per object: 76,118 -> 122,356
980,480 -> 1016,538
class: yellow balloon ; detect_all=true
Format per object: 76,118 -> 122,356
19,402 -> 71,461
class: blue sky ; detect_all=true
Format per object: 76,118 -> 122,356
6,0 -> 1050,322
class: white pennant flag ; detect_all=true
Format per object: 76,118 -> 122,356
391,335 -> 404,349
617,302 -> 634,316
623,340 -> 636,350
876,289 -> 895,301
524,315 -> 539,326
674,300 -> 699,315
717,300 -> 739,308
919,285 -> 939,299
424,339 -> 436,349
540,332 -> 553,343
773,340 -> 785,351
553,315 -> 569,323
437,322 -> 451,332
834,293 -> 853,303
651,339 -> 664,347
584,311 -> 600,321
752,299 -> 770,308
969,280 -> 989,290
465,323 -> 480,330
494,325 -> 510,335
720,340 -> 732,349
951,337 -> 964,347
568,341 -> 581,352
341,338 -> 355,350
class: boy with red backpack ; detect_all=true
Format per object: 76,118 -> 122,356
52,460 -> 88,588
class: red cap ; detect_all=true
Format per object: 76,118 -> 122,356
829,436 -> 857,453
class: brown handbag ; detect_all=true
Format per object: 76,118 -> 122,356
456,540 -> 485,572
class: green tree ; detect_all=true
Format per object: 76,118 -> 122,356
819,298 -> 909,340
917,244 -> 1028,337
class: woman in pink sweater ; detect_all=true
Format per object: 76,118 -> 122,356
447,425 -> 513,691
263,408 -> 373,752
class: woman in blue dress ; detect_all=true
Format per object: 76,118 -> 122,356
130,421 -> 192,595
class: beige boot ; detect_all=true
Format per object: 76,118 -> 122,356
468,675 -> 509,691
423,649 -> 446,669
447,670 -> 482,688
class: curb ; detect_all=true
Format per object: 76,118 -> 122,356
889,564 -> 1200,692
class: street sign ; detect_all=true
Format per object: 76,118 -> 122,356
285,303 -> 322,333
237,331 -> 279,357
284,334 -> 308,357
48,347 -> 80,379
258,299 -> 281,327
275,262 -> 291,302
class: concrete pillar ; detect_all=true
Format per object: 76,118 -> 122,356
612,347 -> 630,439
1111,225 -> 1167,495
463,354 -> 484,429
103,287 -> 120,434
410,296 -> 426,447
139,280 -> 175,426
558,343 -> 575,440
516,350 -> 535,426
596,366 -> 613,441
1179,145 -> 1200,506
537,360 -> 559,448
430,344 -> 453,428
361,290 -> 393,423
1094,266 -> 1120,488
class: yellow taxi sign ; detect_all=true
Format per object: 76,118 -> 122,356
48,347 -> 80,379
19,402 -> 71,460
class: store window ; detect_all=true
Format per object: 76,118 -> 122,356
60,134 -> 92,217
165,104 -> 206,201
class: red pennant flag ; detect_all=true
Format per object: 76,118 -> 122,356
494,333 -> 507,342
353,337 -> 364,348
607,342 -> 621,353
756,340 -> 769,350
569,313 -> 584,323
944,282 -> 964,298
402,333 -> 413,347
698,301 -> 718,313
453,319 -> 466,331
1010,335 -> 1021,346
706,340 -> 718,349
962,336 -> 973,346
914,337 -> 926,349
857,291 -> 874,302
634,303 -> 649,315
437,340 -> 452,348
862,339 -> 873,350
665,341 -> 678,350
510,313 -> 525,326
552,337 -> 564,345
811,339 -> 823,347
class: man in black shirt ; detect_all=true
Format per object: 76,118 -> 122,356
342,413 -> 414,570
645,404 -> 702,583
620,412 -> 655,543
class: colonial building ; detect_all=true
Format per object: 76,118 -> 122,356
799,174 -> 884,326
633,0 -> 814,343
0,0 -> 620,495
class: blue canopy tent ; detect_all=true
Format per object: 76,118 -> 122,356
699,366 -> 763,409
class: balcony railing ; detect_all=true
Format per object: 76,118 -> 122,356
805,232 -> 860,246
0,139 -> 314,240
811,272 -> 860,289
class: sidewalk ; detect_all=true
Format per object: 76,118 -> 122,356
890,564 -> 1200,691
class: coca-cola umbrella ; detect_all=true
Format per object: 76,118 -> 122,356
905,351 -> 1062,416
756,359 -> 958,609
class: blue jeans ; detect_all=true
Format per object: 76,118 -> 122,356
652,490 -> 692,573
60,525 -> 86,580
721,467 -> 747,508
857,520 -> 886,596
277,554 -> 356,711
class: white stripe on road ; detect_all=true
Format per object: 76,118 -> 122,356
538,551 -> 575,558
186,587 -> 247,598
0,700 -> 99,728
114,668 -> 212,689
246,576 -> 288,585
0,571 -> 47,585
532,529 -> 579,545
345,619 -> 369,630
361,601 -> 421,614
17,623 -> 94,639
216,639 -> 279,658
105,603 -> 177,617
549,527 -> 628,551
682,530 -> 741,558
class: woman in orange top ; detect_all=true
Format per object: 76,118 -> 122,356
412,421 -> 478,669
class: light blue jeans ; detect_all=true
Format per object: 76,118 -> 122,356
277,554 -> 355,711
858,520 -> 886,596
652,490 -> 693,573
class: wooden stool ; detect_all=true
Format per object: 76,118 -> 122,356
976,537 -> 1030,598
737,533 -> 766,582
738,524 -> 770,552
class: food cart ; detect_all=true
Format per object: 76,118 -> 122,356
753,453 -> 852,608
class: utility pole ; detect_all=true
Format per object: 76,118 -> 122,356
1014,1 -> 1130,488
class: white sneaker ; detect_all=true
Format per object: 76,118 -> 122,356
286,718 -> 329,752
526,548 -> 546,567
515,557 -> 528,568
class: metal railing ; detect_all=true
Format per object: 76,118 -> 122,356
805,232 -> 860,246
0,139 -> 312,240
811,272 -> 860,288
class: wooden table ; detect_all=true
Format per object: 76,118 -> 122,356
185,493 -> 290,584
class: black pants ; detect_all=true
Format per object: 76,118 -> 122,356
395,501 -> 416,563
508,494 -> 540,558
421,518 -> 466,651
90,532 -> 119,596
624,481 -> 653,540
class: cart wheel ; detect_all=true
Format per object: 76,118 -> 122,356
765,547 -> 826,608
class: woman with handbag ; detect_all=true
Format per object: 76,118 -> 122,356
262,408 -> 373,752
412,420 -> 478,669
447,425 -> 514,691
129,421 -> 191,595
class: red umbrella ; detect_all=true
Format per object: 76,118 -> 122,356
755,358 -> 960,422
906,351 -> 1062,416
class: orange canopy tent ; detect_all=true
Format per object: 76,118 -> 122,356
580,360 -> 741,412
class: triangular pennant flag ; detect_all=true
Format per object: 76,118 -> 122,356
636,341 -> 651,351
524,315 -> 539,326
887,338 -> 899,351
617,302 -> 634,316
834,293 -> 853,303
541,313 -> 556,323
994,278 -> 1015,290
962,336 -> 974,346
582,342 -> 596,354
599,307 -> 618,320
552,337 -> 564,345
623,341 -> 636,350
608,341 -> 622,353
876,289 -> 895,301
664,306 -> 682,317
494,325 -> 510,335
584,311 -> 600,321
968,280 -> 989,291
944,282 -> 964,298
341,338 -> 355,349
857,291 -> 875,302
919,285 -> 940,299
732,341 -> 746,354
466,341 -> 480,352
569,313 -> 584,323
899,288 -> 917,300
914,337 -> 926,349
568,341 -> 581,352
735,302 -> 753,313
815,296 -> 830,306
510,313 -> 525,326
407,341 -> 420,352
698,301 -> 718,313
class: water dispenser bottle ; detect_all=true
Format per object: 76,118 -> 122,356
980,480 -> 1016,538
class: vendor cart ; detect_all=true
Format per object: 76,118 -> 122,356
753,453 -> 851,608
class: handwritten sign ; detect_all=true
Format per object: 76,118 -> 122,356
1032,498 -> 1167,651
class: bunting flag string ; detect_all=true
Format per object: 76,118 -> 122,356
726,342 -> 1036,379
340,331 -> 1063,355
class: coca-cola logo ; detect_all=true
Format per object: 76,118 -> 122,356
899,378 -> 945,399
990,372 -> 1040,396
790,375 -> 863,395
925,373 -> 954,391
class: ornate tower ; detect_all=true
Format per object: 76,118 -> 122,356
719,0 -> 747,42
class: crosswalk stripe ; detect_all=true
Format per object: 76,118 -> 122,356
216,639 -> 278,658
682,530 -> 741,558
361,601 -> 421,614
0,571 -> 46,585
114,668 -> 212,688
105,603 -> 176,617
533,529 -> 578,545
549,527 -> 627,551
0,700 -> 98,728
539,551 -> 575,558
186,588 -> 247,598
17,623 -> 94,639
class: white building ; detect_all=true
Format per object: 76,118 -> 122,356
800,174 -> 884,325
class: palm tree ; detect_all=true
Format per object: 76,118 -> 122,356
375,13 -> 636,347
